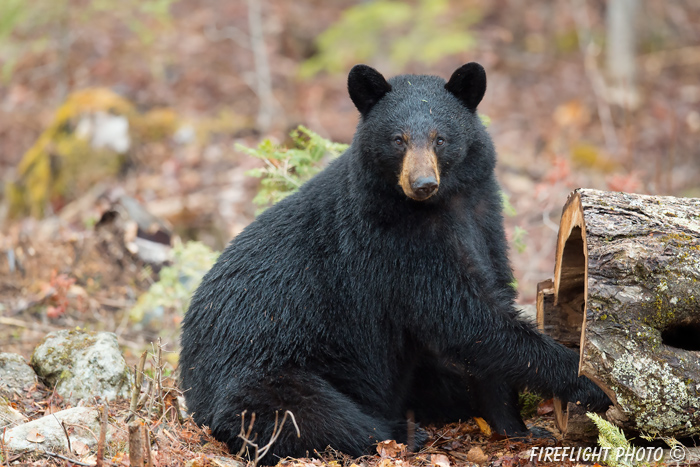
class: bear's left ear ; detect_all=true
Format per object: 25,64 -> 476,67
348,64 -> 392,117
445,62 -> 486,111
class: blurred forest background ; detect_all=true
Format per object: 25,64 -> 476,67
1,0 -> 699,359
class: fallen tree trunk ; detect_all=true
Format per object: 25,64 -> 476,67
541,188 -> 700,439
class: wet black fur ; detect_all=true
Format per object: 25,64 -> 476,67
179,63 -> 610,464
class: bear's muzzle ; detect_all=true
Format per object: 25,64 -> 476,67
399,148 -> 440,201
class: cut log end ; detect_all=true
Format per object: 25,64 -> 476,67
552,192 -> 588,370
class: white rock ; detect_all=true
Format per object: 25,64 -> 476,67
1,407 -> 106,452
76,111 -> 130,153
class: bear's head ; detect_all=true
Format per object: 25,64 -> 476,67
348,63 -> 490,202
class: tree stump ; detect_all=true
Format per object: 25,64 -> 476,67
541,188 -> 700,439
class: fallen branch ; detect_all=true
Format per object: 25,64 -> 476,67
543,189 -> 700,439
44,451 -> 94,466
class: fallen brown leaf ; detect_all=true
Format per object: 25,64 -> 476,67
466,446 -> 489,465
73,439 -> 90,456
537,398 -> 554,415
377,439 -> 406,458
473,417 -> 492,437
26,429 -> 45,443
430,453 -> 450,467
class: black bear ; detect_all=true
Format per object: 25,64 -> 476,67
179,63 -> 609,463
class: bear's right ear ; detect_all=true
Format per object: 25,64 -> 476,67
348,65 -> 392,117
445,62 -> 487,111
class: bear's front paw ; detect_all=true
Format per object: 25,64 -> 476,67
570,378 -> 611,411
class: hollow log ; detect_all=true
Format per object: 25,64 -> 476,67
536,279 -> 580,350
546,188 -> 700,438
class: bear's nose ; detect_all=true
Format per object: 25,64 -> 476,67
411,177 -> 438,199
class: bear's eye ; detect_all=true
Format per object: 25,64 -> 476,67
394,137 -> 404,146
436,137 -> 445,146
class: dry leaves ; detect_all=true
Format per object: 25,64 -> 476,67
376,440 -> 406,458
81,454 -> 98,466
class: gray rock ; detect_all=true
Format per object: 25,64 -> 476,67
0,352 -> 38,392
1,406 -> 107,452
31,330 -> 131,404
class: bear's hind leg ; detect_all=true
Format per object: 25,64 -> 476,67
209,373 -> 395,465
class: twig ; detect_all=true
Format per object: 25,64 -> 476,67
135,380 -> 153,415
96,403 -> 108,467
1,427 -> 9,467
161,428 -> 178,444
44,451 -> 94,466
165,387 -> 184,424
237,410 -> 300,465
127,351 -> 148,422
54,415 -> 72,454
237,410 -> 256,458
144,427 -> 153,467
257,411 -> 300,460
152,338 -> 164,417
64,423 -> 99,443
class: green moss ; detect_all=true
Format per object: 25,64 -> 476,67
518,391 -> 544,419
660,232 -> 694,243
59,368 -> 73,382
31,330 -> 97,388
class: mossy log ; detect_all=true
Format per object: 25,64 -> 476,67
541,188 -> 700,439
